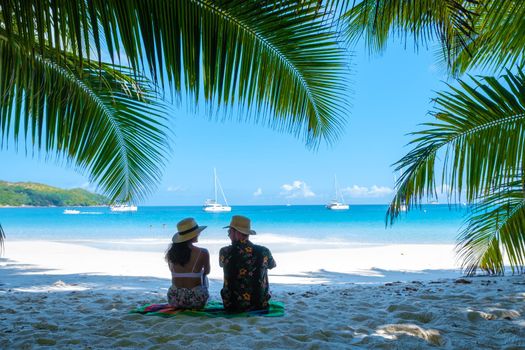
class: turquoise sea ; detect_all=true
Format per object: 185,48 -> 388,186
0,205 -> 468,252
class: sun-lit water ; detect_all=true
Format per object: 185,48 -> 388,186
1,205 -> 468,252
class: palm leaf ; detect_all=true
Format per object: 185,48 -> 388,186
0,40 -> 169,203
342,0 -> 478,70
0,224 -> 4,256
451,1 -> 525,73
342,0 -> 525,74
1,0 -> 350,146
387,69 -> 525,223
457,180 -> 525,275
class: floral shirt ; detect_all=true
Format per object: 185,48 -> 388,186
219,239 -> 276,312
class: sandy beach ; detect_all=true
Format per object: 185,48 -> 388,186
1,240 -> 525,349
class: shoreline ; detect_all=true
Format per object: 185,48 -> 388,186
0,203 -> 464,207
0,205 -> 108,208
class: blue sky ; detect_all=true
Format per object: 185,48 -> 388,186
1,40 -> 453,206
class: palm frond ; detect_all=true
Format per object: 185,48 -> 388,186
342,0 -> 478,65
450,1 -> 525,73
387,69 -> 525,223
457,180 -> 525,275
0,224 -> 4,256
0,40 -> 169,203
1,0 -> 350,147
342,0 -> 525,75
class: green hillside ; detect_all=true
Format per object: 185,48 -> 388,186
0,181 -> 109,207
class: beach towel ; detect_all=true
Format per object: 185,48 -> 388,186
131,300 -> 284,318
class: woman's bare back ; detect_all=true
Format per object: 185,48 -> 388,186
169,246 -> 210,289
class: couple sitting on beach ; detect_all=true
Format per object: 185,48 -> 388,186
165,215 -> 276,313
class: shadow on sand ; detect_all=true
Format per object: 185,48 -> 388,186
0,257 -> 174,296
1,256 -> 465,293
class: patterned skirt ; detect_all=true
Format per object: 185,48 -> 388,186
167,285 -> 209,309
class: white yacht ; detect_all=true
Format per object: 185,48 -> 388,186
110,204 -> 138,212
63,209 -> 80,214
326,200 -> 349,210
203,199 -> 231,212
203,168 -> 231,212
326,175 -> 349,210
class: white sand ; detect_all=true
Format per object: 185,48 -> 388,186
1,240 -> 525,349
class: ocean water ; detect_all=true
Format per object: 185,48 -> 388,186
0,205 -> 468,252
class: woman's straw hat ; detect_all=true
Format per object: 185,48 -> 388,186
172,218 -> 207,243
223,215 -> 256,235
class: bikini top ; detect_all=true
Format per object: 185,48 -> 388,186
171,249 -> 207,286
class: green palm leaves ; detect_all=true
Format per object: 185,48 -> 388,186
451,1 -> 525,74
0,0 -> 349,205
342,0 -> 478,71
342,0 -> 525,74
458,180 -> 525,275
389,70 -> 525,274
343,0 -> 525,274
0,40 -> 169,203
2,0 -> 349,145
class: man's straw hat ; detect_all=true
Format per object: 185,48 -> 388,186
223,215 -> 256,235
172,218 -> 206,243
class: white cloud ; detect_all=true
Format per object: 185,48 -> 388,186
253,188 -> 263,196
369,185 -> 394,196
342,185 -> 368,197
342,185 -> 393,198
167,186 -> 184,192
280,180 -> 315,198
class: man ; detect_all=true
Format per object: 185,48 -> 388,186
219,215 -> 276,312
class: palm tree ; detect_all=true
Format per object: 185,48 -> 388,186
343,0 -> 525,274
0,1 -> 350,248
389,69 -> 525,275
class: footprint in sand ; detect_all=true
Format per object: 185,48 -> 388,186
36,338 -> 57,346
467,310 -> 497,321
467,308 -> 520,321
394,311 -> 434,324
229,324 -> 242,332
386,304 -> 419,313
32,322 -> 59,331
377,323 -> 444,346
490,308 -> 521,319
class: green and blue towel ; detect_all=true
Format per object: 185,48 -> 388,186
131,300 -> 284,318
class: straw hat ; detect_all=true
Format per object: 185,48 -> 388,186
223,215 -> 256,235
172,218 -> 207,243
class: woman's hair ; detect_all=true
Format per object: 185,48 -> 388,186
165,242 -> 192,266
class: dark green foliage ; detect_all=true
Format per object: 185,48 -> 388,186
0,181 -> 109,207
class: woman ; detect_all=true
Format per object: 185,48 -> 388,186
165,217 -> 210,309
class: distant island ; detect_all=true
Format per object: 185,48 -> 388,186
0,181 -> 109,207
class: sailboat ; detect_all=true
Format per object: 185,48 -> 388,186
203,168 -> 232,212
326,175 -> 349,210
110,204 -> 138,212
